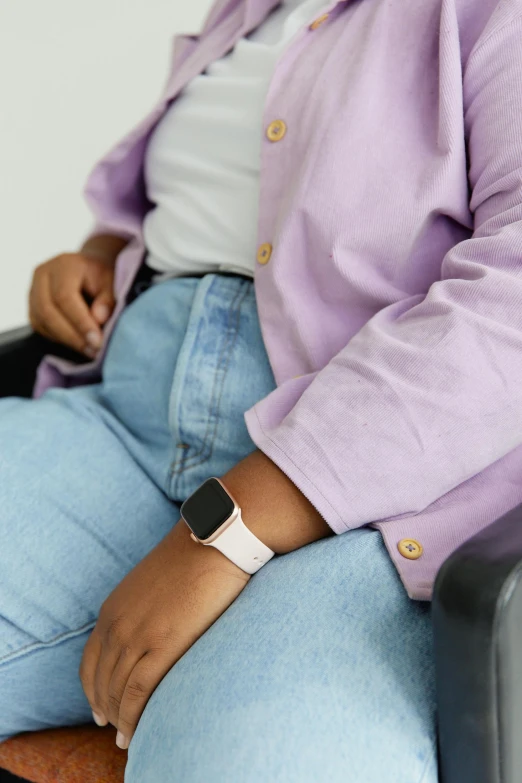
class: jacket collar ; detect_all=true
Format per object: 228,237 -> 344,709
203,0 -> 283,37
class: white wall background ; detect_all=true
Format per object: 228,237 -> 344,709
0,0 -> 212,331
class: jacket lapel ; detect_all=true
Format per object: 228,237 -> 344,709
201,0 -> 247,34
83,0 -> 283,248
164,0 -> 282,101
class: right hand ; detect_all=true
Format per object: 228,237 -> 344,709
29,252 -> 116,358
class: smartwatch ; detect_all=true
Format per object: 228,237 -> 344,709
180,477 -> 275,574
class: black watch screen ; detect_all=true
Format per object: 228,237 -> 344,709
180,477 -> 235,541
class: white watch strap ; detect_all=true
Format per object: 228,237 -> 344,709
205,509 -> 275,574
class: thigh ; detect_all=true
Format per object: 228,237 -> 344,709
0,390 -> 179,741
0,272 -> 271,742
126,529 -> 438,783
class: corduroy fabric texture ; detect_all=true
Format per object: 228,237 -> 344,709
32,0 -> 522,602
0,726 -> 125,783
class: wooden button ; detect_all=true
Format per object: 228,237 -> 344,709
397,539 -> 423,560
309,13 -> 329,30
266,120 -> 287,142
257,243 -> 273,265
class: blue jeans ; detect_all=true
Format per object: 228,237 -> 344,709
0,274 -> 438,782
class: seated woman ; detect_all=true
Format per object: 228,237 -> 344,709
2,0 -> 522,780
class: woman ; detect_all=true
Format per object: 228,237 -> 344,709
2,0 -> 522,779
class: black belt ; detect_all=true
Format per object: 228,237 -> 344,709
214,270 -> 253,282
152,267 -> 253,283
127,261 -> 253,305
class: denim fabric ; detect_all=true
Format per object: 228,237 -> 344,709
0,274 -> 437,782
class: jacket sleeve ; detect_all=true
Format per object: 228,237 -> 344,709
244,14 -> 522,535
81,222 -> 136,246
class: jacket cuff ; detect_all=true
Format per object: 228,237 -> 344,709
81,221 -> 135,246
244,404 -> 348,537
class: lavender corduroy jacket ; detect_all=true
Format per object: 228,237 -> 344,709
34,0 -> 522,600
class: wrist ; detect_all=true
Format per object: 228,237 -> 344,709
169,517 -> 251,584
80,234 -> 128,266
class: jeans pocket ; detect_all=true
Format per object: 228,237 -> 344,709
167,275 -> 276,501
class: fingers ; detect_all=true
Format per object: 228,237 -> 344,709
114,652 -> 173,749
30,268 -> 93,355
28,253 -> 116,356
106,648 -> 149,744
81,625 -> 170,750
49,270 -> 104,352
91,292 -> 115,326
83,259 -> 116,326
79,629 -> 104,722
95,641 -> 141,730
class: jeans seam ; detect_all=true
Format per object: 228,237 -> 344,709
0,620 -> 96,667
416,745 -> 437,783
169,279 -> 249,479
169,275 -> 227,474
193,282 -> 249,469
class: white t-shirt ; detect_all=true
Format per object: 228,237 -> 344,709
143,0 -> 328,280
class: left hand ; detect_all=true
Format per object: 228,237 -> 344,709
79,449 -> 332,750
79,518 -> 250,750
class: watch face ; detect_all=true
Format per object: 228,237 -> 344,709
181,477 -> 235,541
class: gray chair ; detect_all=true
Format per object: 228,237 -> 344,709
1,319 -> 522,783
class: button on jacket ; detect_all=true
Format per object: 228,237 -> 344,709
33,0 -> 522,600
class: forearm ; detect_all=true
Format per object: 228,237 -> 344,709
83,450 -> 333,745
221,449 -> 333,555
80,233 -> 129,265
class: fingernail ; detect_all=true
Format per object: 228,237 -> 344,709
86,330 -> 102,348
116,730 -> 129,750
84,345 -> 97,359
93,303 -> 110,323
92,710 -> 108,727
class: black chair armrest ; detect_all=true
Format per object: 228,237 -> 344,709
0,771 -> 30,782
433,504 -> 522,783
0,265 -> 155,400
0,326 -> 86,399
